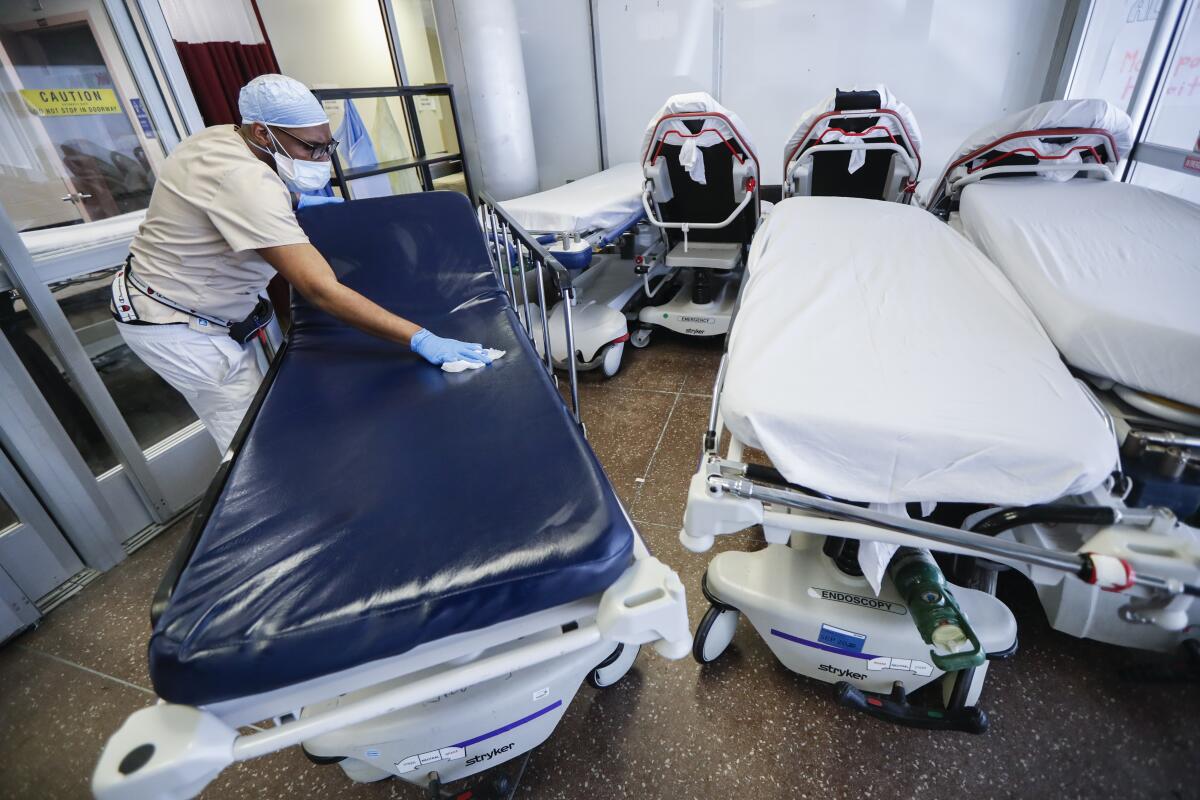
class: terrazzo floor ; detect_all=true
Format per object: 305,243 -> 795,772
1,331 -> 1197,799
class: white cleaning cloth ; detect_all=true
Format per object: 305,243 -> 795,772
441,349 -> 506,373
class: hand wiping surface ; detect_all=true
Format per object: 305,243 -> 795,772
441,349 -> 506,373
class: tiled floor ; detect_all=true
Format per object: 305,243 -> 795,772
2,331 -> 1197,799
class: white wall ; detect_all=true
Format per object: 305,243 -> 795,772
595,0 -> 715,166
513,0 -> 601,189
589,0 -> 1067,186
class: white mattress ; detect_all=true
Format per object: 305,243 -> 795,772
959,177 -> 1200,407
20,210 -> 145,261
723,196 -> 1116,505
500,163 -> 643,234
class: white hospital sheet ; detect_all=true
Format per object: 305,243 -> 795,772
500,163 -> 643,234
934,99 -> 1133,191
639,92 -> 756,184
783,85 -> 922,173
959,177 -> 1200,407
722,196 -> 1116,505
20,210 -> 145,261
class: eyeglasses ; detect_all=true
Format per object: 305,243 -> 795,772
270,126 -> 340,160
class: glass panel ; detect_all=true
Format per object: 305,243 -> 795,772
0,271 -> 198,476
0,491 -> 16,532
414,94 -> 459,157
391,0 -> 448,84
430,162 -> 468,195
258,0 -> 396,90
0,0 -> 167,232
325,97 -> 423,198
1142,3 -> 1200,149
1128,160 -> 1200,202
1068,0 -> 1162,112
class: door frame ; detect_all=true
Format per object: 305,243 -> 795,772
0,442 -> 85,603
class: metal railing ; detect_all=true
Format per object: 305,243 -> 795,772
312,84 -> 472,199
477,191 -> 581,424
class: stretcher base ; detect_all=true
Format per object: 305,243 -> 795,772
303,629 -> 617,788
700,536 -> 1015,697
638,270 -> 738,338
1000,517 -> 1200,652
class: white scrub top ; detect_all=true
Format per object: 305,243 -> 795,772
126,124 -> 309,330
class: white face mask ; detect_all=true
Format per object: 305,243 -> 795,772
252,127 -> 330,193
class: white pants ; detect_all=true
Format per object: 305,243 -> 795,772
117,322 -> 264,453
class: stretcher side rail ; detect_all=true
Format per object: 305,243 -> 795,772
687,360 -> 1198,603
478,190 -> 580,424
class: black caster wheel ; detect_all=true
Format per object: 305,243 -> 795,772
693,603 -> 739,664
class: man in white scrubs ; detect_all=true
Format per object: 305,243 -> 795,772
113,74 -> 489,451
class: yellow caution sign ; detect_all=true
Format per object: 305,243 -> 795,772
20,88 -> 121,117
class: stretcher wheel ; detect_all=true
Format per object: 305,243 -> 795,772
693,604 -> 739,664
601,341 -> 625,378
629,328 -> 652,349
588,642 -> 640,688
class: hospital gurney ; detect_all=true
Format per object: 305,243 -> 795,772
496,163 -> 670,377
925,99 -> 1200,644
782,85 -> 921,203
637,92 -> 761,339
929,98 -> 1198,422
680,196 -> 1200,731
92,192 -> 690,799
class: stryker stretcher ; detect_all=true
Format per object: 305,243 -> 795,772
92,193 -> 690,799
930,99 -> 1199,420
926,100 -> 1200,635
637,92 -> 761,339
681,196 -> 1199,731
496,163 -> 671,377
782,85 -> 922,203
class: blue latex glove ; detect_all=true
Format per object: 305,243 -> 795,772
296,194 -> 344,209
410,328 -> 492,366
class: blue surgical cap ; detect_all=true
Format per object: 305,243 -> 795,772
238,74 -> 328,128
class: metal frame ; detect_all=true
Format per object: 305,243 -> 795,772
129,0 -> 206,138
476,192 -> 580,424
587,0 -> 608,171
1119,0 -> 1191,180
312,85 -> 473,201
0,323 -> 125,570
99,0 -> 184,153
1131,140 -> 1200,176
1044,0 -> 1093,102
0,207 -> 171,522
1126,0 -> 1199,181
0,442 -> 84,601
687,358 -> 1197,601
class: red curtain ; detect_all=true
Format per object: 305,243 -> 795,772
174,40 -> 280,126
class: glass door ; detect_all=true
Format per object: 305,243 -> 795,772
0,442 -> 84,627
1127,0 -> 1200,201
0,0 -> 219,560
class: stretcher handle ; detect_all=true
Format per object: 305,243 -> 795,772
641,187 -> 753,232
709,474 -> 1200,599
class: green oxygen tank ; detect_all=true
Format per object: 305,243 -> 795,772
888,547 -> 986,672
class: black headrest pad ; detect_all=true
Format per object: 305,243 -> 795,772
835,89 -> 881,111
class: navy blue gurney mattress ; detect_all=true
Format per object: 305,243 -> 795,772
149,193 -> 634,706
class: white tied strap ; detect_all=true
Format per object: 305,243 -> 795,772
679,138 -> 705,184
821,130 -> 868,174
